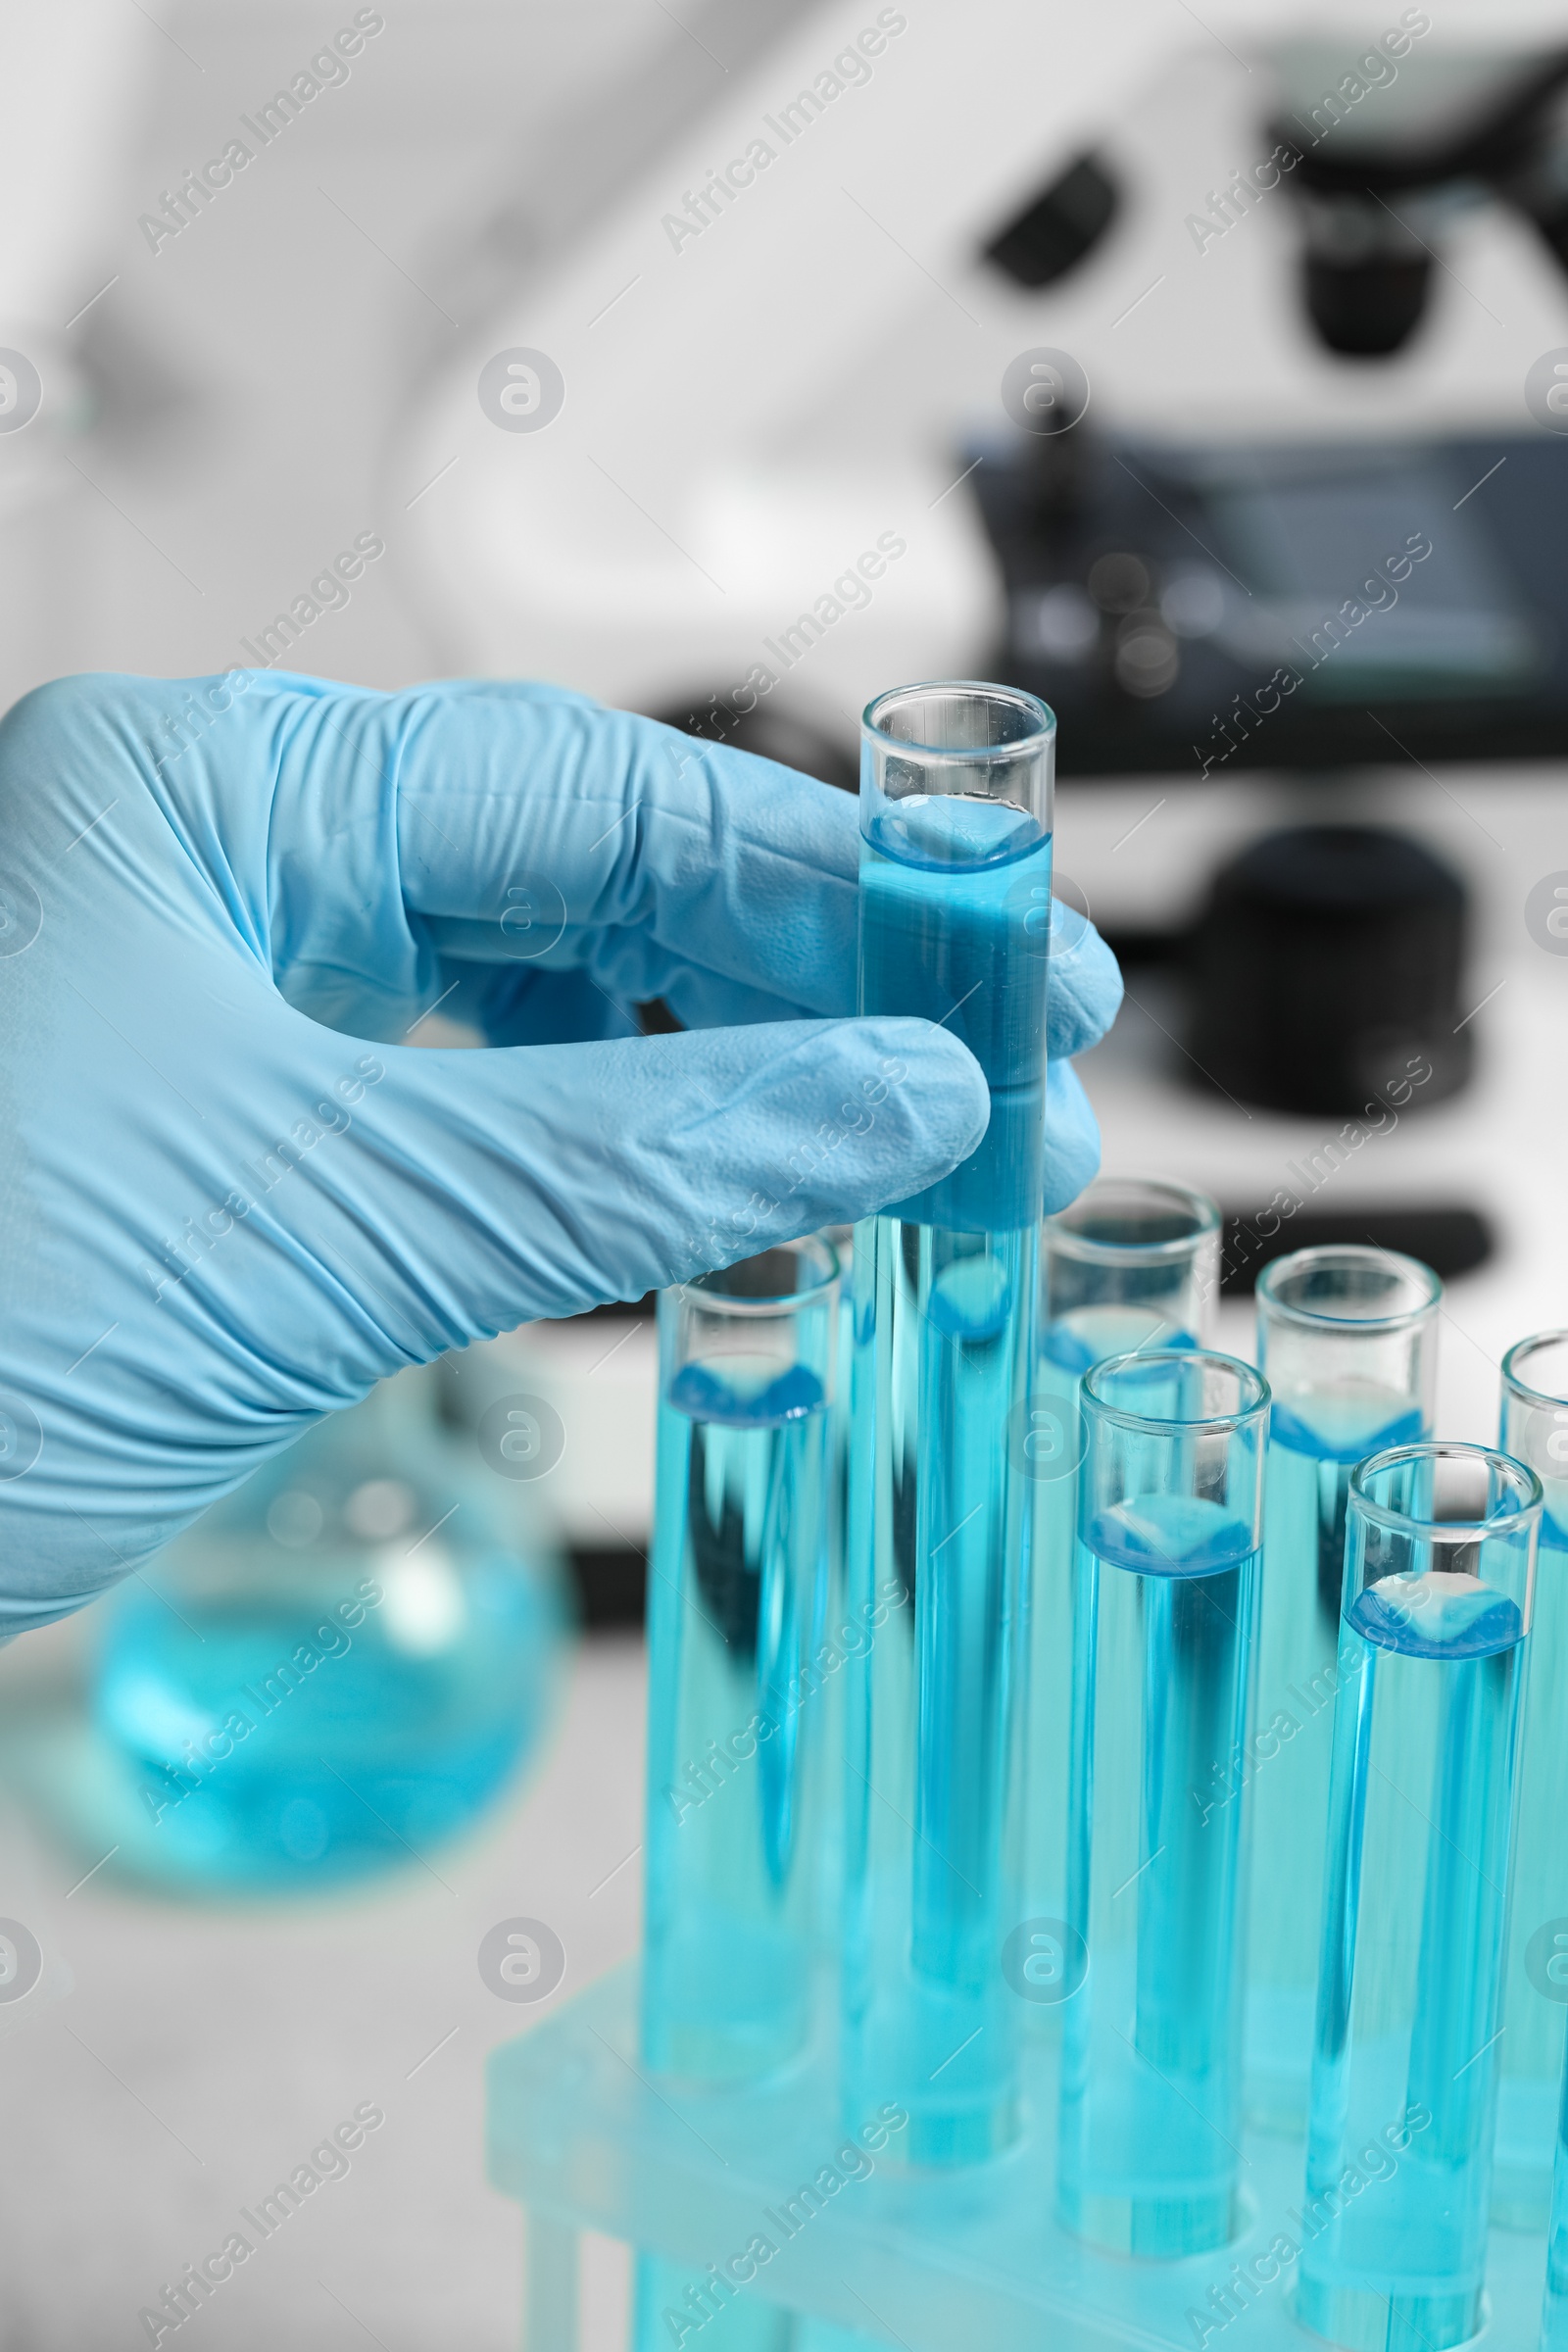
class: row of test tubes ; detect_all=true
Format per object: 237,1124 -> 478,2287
641,1203 -> 1568,2349
632,682 -> 1568,2352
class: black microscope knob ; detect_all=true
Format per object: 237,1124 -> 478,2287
1187,824 -> 1472,1115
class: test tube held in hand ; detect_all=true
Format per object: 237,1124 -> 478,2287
641,1237 -> 838,2083
1247,1246 -> 1440,2132
843,680 -> 1054,2166
1298,1444 -> 1540,2352
1058,1348 -> 1268,2257
811,1226 -> 857,1949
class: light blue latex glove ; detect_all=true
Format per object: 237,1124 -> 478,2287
0,672 -> 1121,1630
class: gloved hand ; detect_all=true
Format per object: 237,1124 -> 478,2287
0,671 -> 1121,1630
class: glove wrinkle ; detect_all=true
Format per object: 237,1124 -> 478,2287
0,671 -> 1121,1626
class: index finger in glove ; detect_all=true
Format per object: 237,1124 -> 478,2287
343,679 -> 863,1016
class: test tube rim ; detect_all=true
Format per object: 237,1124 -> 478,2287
1081,1346 -> 1270,1435
1255,1243 -> 1441,1335
1348,1439 -> 1544,1543
861,678 -> 1056,760
1044,1175 -> 1222,1266
672,1234 -> 840,1318
1501,1327 -> 1568,1409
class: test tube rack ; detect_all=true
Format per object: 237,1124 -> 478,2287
486,1962 -> 1551,2350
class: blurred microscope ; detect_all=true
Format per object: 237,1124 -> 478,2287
398,0 -> 1568,1598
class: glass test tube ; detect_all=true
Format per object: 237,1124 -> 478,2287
641,1238 -> 838,2083
813,1226 -> 856,1948
1058,1349 -> 1268,2258
1298,1445 -> 1541,2352
1247,1247 -> 1440,2133
1023,1179 -> 1221,2028
1545,2058 -> 1568,2350
1495,1332 -> 1568,2227
843,679 -> 1054,2166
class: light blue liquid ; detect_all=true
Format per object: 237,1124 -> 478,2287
94,1525 -> 555,1889
1496,1508 -> 1568,2228
844,806 -> 1047,2163
843,1218 -> 1035,2163
1298,1575 -> 1526,2352
857,808 -> 1050,1232
1245,1391 -> 1425,2132
642,1355 -> 830,2082
633,2253 -> 797,2350
1057,1494 -> 1258,2256
810,1269 -> 857,1952
1544,2046 -> 1568,2347
1024,1305 -> 1199,2030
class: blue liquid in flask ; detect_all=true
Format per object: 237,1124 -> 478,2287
1058,1492 -> 1258,2256
1246,1388 -> 1424,2131
642,1352 -> 830,2082
91,1384 -> 560,1891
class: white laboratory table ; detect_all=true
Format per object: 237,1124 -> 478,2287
0,1627 -> 647,2351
